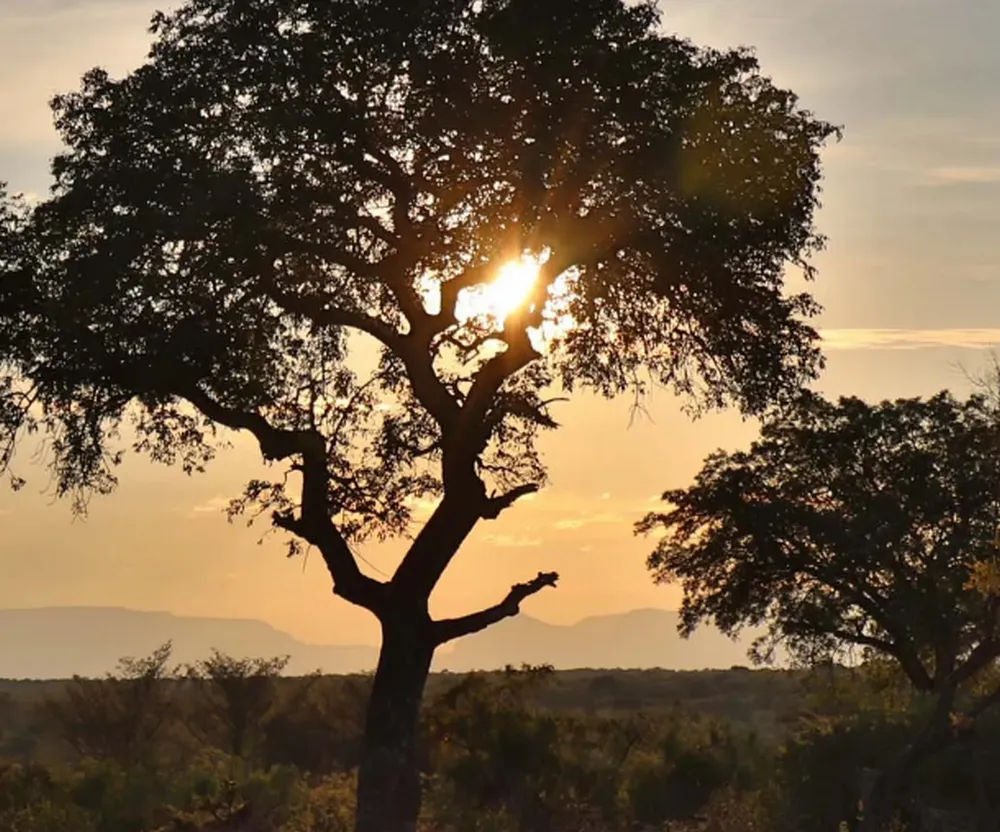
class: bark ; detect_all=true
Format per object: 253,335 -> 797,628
354,618 -> 435,832
351,570 -> 559,832
857,688 -> 956,832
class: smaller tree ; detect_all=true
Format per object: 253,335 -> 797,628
43,642 -> 177,767
638,391 -> 1000,830
261,674 -> 371,774
184,650 -> 291,762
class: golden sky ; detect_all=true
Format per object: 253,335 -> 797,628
2,0 -> 1000,646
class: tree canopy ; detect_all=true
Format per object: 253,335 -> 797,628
639,390 -> 1000,702
1,0 -> 835,601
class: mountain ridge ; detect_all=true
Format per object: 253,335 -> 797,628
0,606 -> 759,680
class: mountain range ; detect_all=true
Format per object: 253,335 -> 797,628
0,606 -> 761,679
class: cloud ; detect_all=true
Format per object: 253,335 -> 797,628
820,329 -> 1000,351
189,495 -> 231,517
553,512 -> 623,531
483,534 -> 542,549
921,167 -> 1000,186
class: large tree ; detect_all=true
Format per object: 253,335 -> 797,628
638,391 -> 1000,830
0,0 -> 837,828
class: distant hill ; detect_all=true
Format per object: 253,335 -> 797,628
0,607 -> 377,679
436,608 -> 760,672
0,607 -> 761,680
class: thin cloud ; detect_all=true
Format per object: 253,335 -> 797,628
922,167 -> 1000,186
189,495 -> 231,517
553,512 -> 623,531
820,329 -> 1000,351
483,534 -> 542,549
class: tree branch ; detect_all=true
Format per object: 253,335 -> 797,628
965,680 -> 1000,721
261,268 -> 461,432
261,275 -> 402,352
948,638 -> 1000,688
482,483 -> 541,520
178,384 -> 386,613
432,571 -> 559,645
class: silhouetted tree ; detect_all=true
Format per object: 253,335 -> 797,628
184,651 -> 291,761
44,642 -> 177,767
1,0 -> 837,827
639,391 -> 1000,830
261,675 -> 371,774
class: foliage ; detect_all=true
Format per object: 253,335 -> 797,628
6,654 -> 1000,831
183,650 -> 296,761
43,642 -> 179,768
1,0 -> 836,588
638,391 -> 1000,827
639,391 -> 1000,707
0,760 -> 96,832
259,675 -> 370,775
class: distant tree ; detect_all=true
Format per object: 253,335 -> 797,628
0,0 -> 837,828
262,675 -> 371,774
638,391 -> 1000,830
184,650 -> 291,761
44,642 -> 177,767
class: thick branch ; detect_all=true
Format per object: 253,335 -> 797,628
949,638 -> 1000,688
178,384 -> 385,612
965,680 -> 1000,721
482,483 -> 541,520
432,571 -> 559,645
390,490 -> 484,598
262,270 -> 461,432
457,330 -> 540,440
260,267 -> 401,350
800,562 -> 936,692
818,626 -> 897,656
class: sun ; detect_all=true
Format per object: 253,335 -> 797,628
454,255 -> 542,324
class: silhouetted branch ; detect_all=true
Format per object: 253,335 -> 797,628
483,483 -> 541,519
179,384 -> 385,612
432,571 -> 559,645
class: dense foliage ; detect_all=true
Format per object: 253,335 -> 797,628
2,651 -> 1000,832
640,389 -> 1000,829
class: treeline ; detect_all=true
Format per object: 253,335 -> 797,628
2,646 -> 1000,831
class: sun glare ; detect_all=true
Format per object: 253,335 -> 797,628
455,255 -> 542,324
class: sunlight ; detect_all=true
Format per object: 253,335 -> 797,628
454,255 -> 542,324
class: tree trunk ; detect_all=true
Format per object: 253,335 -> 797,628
354,619 -> 435,832
857,690 -> 956,832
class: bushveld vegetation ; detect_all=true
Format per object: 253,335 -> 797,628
3,650 -> 1000,832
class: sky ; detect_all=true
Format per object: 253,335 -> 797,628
1,0 -> 1000,647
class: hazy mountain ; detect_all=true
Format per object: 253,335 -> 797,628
436,608 -> 760,672
0,607 -> 761,680
0,607 -> 377,679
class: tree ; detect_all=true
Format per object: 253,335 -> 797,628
638,391 -> 1000,830
1,0 -> 837,828
184,651 -> 291,761
44,643 -> 178,768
